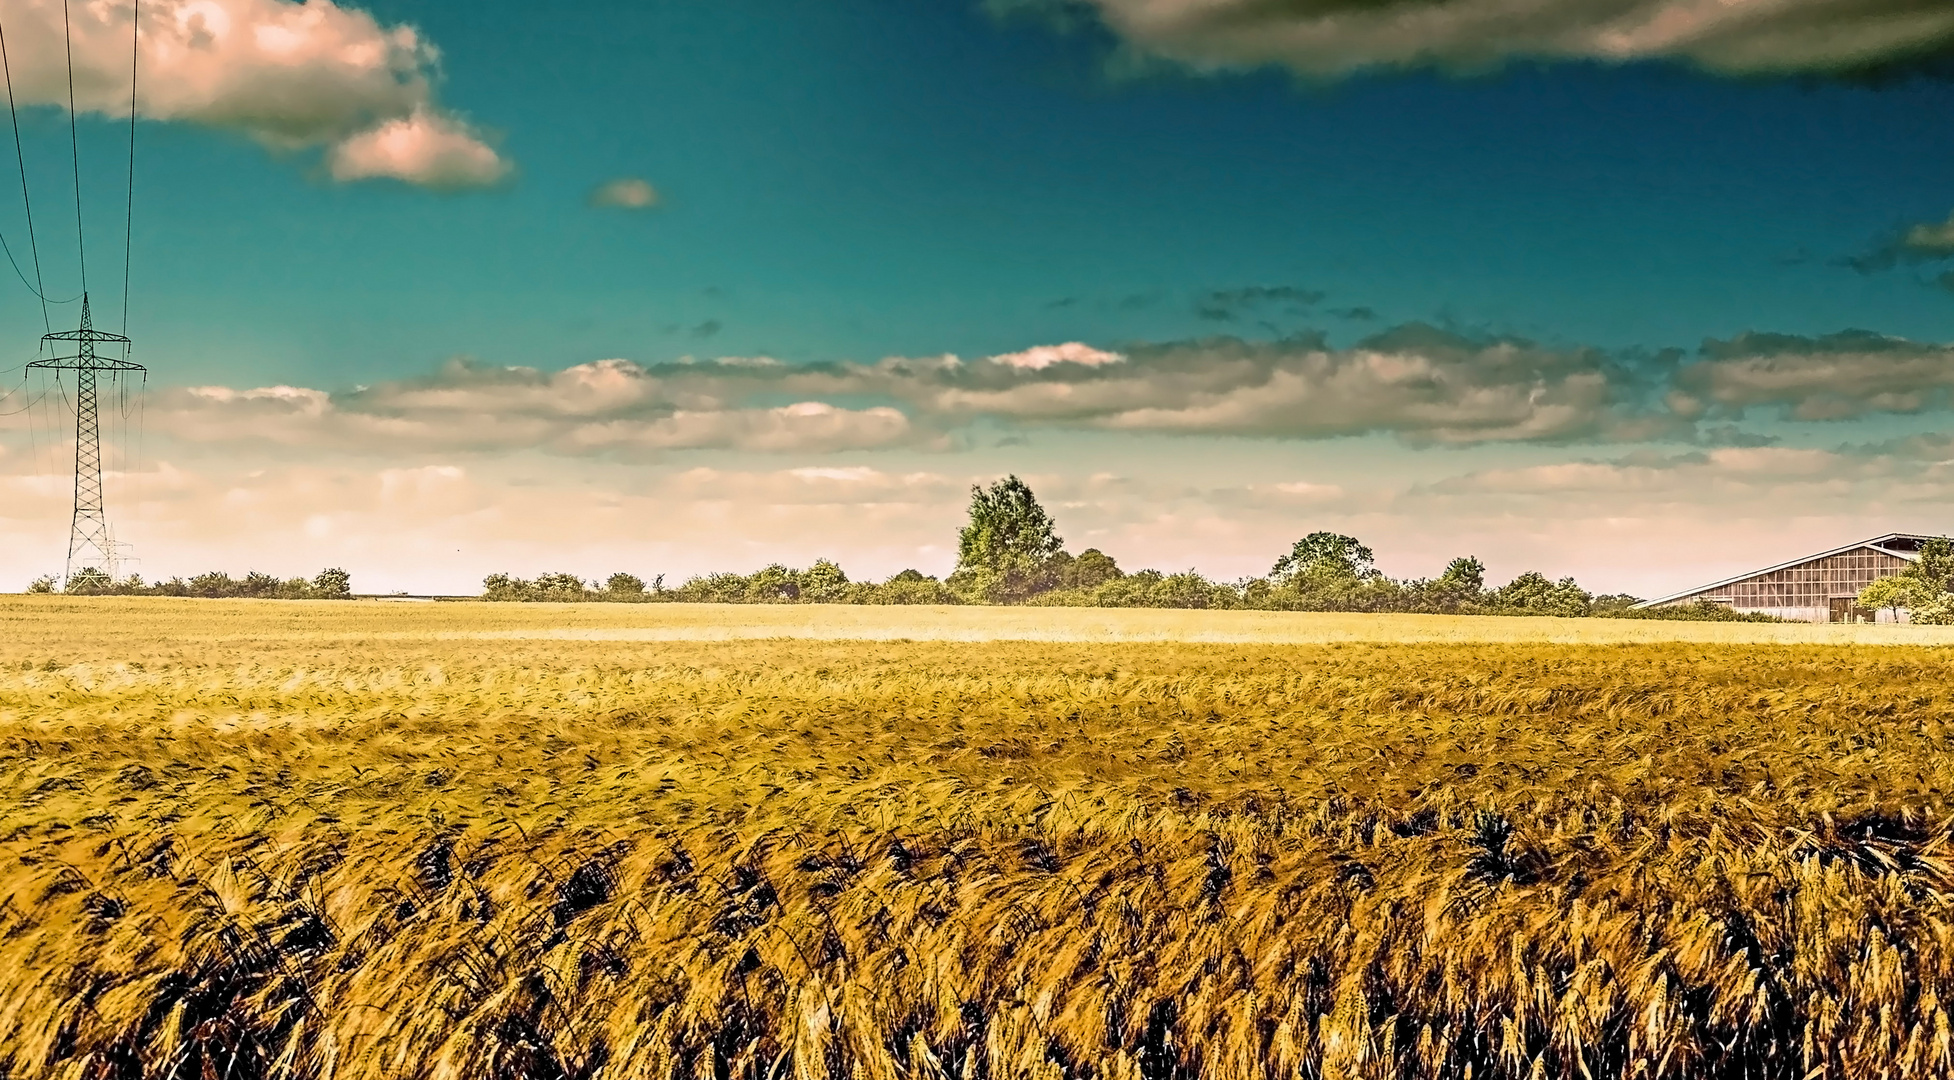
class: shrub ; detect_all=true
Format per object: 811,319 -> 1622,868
1912,593 -> 1954,625
1603,601 -> 1784,623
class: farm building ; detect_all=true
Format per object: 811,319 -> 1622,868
1636,533 -> 1944,623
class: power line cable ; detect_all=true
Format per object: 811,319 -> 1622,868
62,0 -> 86,296
121,0 -> 135,334
0,13 -> 51,331
0,366 -> 34,414
0,234 -> 77,305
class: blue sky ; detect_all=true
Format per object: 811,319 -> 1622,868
3,0 -> 1954,593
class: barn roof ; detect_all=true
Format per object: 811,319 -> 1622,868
1633,533 -> 1940,609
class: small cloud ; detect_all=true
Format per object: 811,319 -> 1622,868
1208,285 -> 1325,308
1045,297 -> 1080,309
1939,271 -> 1954,295
589,177 -> 660,210
1845,211 -> 1954,273
1195,285 -> 1325,323
1330,306 -> 1378,322
1903,214 -> 1954,257
1693,425 -> 1780,449
691,320 -> 723,339
328,109 -> 508,189
1273,480 -> 1345,500
790,466 -> 883,483
987,343 -> 1127,370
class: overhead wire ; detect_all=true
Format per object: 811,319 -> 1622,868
0,362 -> 32,413
121,0 -> 135,335
0,11 -> 52,331
116,1 -> 142,568
25,369 -> 39,474
62,0 -> 86,296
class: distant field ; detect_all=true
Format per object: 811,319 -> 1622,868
7,595 -> 1954,649
2,600 -> 1951,1079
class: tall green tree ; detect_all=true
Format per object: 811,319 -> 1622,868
951,475 -> 1064,603
1269,533 -> 1377,586
1857,538 -> 1954,622
1437,556 -> 1485,593
313,568 -> 353,598
1906,538 -> 1954,593
1859,575 -> 1929,620
799,559 -> 851,602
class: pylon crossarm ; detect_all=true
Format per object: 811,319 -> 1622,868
41,330 -> 131,345
27,356 -> 144,372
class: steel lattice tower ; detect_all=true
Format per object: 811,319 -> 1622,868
28,294 -> 140,582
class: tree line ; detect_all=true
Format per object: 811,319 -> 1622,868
484,475 -> 1764,619
32,568 -> 353,599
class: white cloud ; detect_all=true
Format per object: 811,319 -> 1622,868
589,177 -> 659,209
1016,0 -> 1954,78
987,342 -> 1125,370
326,108 -> 507,187
0,0 -> 505,187
1900,214 -> 1954,258
1271,480 -> 1344,501
555,403 -> 913,455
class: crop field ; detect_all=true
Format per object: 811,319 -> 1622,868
2,599 -> 1953,1079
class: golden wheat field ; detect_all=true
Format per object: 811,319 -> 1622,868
3,598 -> 1954,1080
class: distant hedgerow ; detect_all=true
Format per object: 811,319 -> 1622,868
35,568 -> 353,599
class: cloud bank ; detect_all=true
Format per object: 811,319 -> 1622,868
136,321 -> 1954,460
1672,330 -> 1954,421
0,0 -> 505,186
149,360 -> 918,456
1007,0 -> 1954,78
138,325 -> 1674,456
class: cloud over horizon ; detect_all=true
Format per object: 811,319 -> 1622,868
1002,0 -> 1954,78
133,323 -> 1693,457
116,319 -> 1954,462
0,0 -> 506,187
146,361 -> 920,456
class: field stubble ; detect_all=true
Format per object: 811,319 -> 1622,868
0,600 -> 1952,1079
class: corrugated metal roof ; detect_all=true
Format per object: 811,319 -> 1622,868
1632,533 -> 1939,609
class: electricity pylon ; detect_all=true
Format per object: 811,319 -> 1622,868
28,294 -> 141,583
